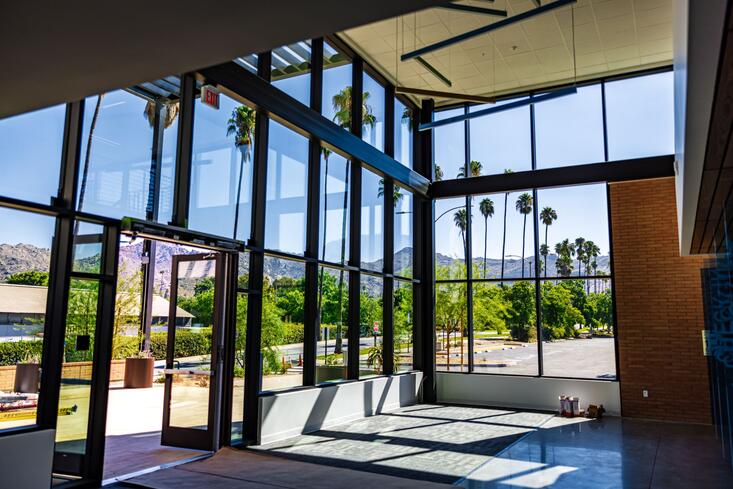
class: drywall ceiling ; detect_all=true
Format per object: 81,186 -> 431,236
341,0 -> 673,105
0,0 -> 445,119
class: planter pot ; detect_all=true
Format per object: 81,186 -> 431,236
124,357 -> 154,388
14,363 -> 40,393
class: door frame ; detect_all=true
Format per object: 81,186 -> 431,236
161,252 -> 225,451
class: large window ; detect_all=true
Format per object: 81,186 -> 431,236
319,147 -> 350,265
395,98 -> 413,168
394,186 -> 413,278
362,73 -> 385,151
0,104 -> 65,205
190,93 -> 255,240
469,99 -> 531,175
316,266 -> 349,383
322,43 -> 352,130
433,107 -> 465,181
394,280 -> 413,373
361,169 -> 384,271
360,275 -> 383,377
271,41 -> 312,106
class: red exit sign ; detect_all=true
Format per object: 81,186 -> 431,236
201,85 -> 220,109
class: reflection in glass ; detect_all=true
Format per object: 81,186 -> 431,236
535,86 -> 605,168
265,120 -> 309,255
472,281 -> 538,376
435,282 -> 467,372
322,43 -> 352,131
190,93 -> 255,239
0,104 -> 65,205
271,41 -> 312,105
316,266 -> 349,384
261,257 -> 305,391
541,279 -> 615,379
394,280 -> 413,373
606,72 -> 674,160
360,275 -> 383,378
395,98 -> 413,168
433,107 -> 465,180
361,169 -> 384,271
469,99 -> 530,175
72,221 -> 104,274
362,74 -> 384,151
0,208 -> 54,433
319,148 -> 350,264
231,293 -> 247,443
394,186 -> 413,278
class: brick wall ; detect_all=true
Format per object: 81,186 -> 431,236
610,177 -> 710,424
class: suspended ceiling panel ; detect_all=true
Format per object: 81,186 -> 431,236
341,0 -> 673,105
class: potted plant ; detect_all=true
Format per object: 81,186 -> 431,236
14,353 -> 40,393
124,350 -> 154,388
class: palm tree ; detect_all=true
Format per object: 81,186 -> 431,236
515,193 -> 533,278
583,240 -> 600,293
479,198 -> 495,279
457,160 -> 483,178
143,100 -> 180,219
317,147 -> 332,331
227,105 -> 257,240
539,207 -> 557,277
377,179 -> 404,207
554,239 -> 576,276
77,93 -> 105,226
453,209 -> 468,263
500,169 -> 513,283
574,237 -> 586,277
434,164 -> 444,181
539,244 -> 549,275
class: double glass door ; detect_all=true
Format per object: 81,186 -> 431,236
161,252 -> 223,451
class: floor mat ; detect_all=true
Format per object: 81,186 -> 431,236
122,447 -> 452,488
253,404 -> 554,484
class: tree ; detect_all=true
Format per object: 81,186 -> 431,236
583,240 -> 601,293
500,169 -> 513,283
317,147 -> 333,326
453,209 -> 468,263
574,237 -> 586,277
539,207 -> 557,277
434,164 -> 444,181
457,160 -> 482,178
541,282 -> 584,340
515,193 -> 533,278
227,105 -> 257,240
473,283 -> 508,334
479,198 -> 495,279
504,282 -> 536,342
539,244 -> 549,277
554,239 -> 575,277
143,100 -> 180,129
377,179 -> 405,207
6,271 -> 49,286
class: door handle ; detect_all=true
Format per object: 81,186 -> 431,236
163,369 -> 214,376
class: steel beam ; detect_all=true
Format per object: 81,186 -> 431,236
439,4 -> 507,16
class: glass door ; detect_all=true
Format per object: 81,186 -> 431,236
161,252 -> 222,450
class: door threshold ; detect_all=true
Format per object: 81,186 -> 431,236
101,452 -> 212,486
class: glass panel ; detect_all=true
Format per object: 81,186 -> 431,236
433,107 -> 465,180
394,280 -> 413,373
265,120 -> 309,255
395,98 -> 413,168
469,98 -> 531,175
0,208 -> 55,432
360,275 -> 383,378
536,184 -> 609,279
322,43 -> 352,131
77,90 -> 175,220
316,266 -> 349,384
72,221 -> 104,274
361,169 -> 384,271
394,186 -> 413,278
190,94 -> 255,240
541,279 -> 615,379
472,281 -> 538,375
319,147 -> 350,264
169,259 -> 216,430
262,257 -> 305,391
0,104 -> 65,205
362,73 -> 385,151
158,103 -> 179,225
56,278 -> 99,454
435,282 -> 467,372
232,294 -> 246,443
234,53 -> 259,74
238,251 -> 250,290
606,72 -> 675,160
535,85 -> 605,168
435,198 -> 468,280
271,41 -> 312,105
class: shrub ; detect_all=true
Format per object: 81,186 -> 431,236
282,322 -> 304,345
0,340 -> 44,366
149,328 -> 212,360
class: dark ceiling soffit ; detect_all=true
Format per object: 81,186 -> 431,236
438,4 -> 508,17
420,86 -> 576,131
200,63 -> 430,197
401,0 -> 577,61
430,155 -> 675,198
1,0 -> 447,119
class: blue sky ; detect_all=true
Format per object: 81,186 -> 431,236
0,66 -> 672,266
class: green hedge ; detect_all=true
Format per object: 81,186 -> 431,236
282,322 -> 304,345
0,340 -> 44,366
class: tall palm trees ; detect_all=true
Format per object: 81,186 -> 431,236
500,169 -> 513,283
574,237 -> 586,276
539,207 -> 557,278
434,165 -> 444,181
479,198 -> 494,279
554,239 -> 575,276
331,86 -> 376,130
227,105 -> 257,240
583,240 -> 600,292
457,160 -> 483,178
515,193 -> 533,278
453,209 -> 469,263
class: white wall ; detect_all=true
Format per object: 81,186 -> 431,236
258,372 -> 423,445
437,373 -> 621,416
0,429 -> 54,489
